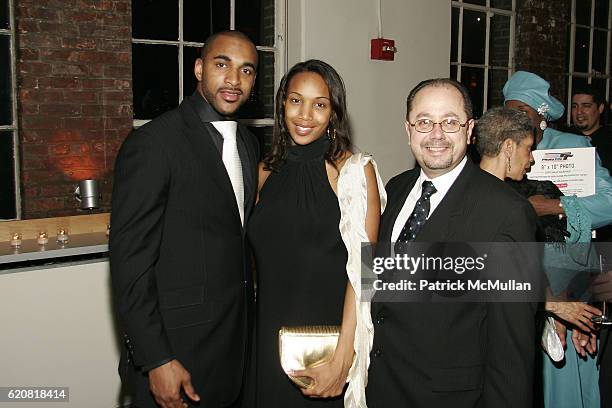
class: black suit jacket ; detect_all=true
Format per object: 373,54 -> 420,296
110,94 -> 259,407
367,159 -> 539,408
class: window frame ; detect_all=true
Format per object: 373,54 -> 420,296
450,0 -> 516,115
566,0 -> 612,125
0,0 -> 20,220
131,0 -> 286,129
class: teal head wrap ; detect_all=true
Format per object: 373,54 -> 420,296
503,71 -> 565,121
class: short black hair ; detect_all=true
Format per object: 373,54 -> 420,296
572,84 -> 605,106
200,30 -> 257,66
406,78 -> 473,120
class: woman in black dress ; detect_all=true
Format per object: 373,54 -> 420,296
247,60 -> 383,407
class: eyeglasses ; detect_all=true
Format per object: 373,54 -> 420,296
408,118 -> 470,133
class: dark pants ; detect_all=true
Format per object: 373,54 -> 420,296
601,328 -> 612,408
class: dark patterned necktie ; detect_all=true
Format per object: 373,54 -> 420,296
395,180 -> 437,249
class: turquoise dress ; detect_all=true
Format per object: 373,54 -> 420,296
539,128 -> 609,408
542,242 -> 600,408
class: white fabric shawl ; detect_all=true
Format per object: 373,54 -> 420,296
337,153 -> 387,408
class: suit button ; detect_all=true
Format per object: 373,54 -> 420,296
372,349 -> 383,358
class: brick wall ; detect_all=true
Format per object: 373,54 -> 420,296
515,0 -> 571,114
16,0 -> 132,218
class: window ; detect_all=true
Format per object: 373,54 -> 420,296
566,0 -> 611,124
131,0 -> 283,150
0,0 -> 19,220
450,0 -> 515,118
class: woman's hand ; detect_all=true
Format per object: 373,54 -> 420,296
290,354 -> 352,398
546,300 -> 601,332
527,195 -> 562,216
571,328 -> 598,357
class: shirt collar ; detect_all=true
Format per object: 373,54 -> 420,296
418,156 -> 467,198
189,90 -> 225,123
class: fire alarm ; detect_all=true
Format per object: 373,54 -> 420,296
371,38 -> 397,61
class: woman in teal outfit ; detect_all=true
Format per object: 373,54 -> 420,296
503,71 -> 612,408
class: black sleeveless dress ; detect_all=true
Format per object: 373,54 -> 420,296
247,136 -> 348,407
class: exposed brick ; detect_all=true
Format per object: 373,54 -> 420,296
19,49 -> 40,61
112,79 -> 131,90
104,65 -> 131,78
40,104 -> 82,115
19,62 -> 52,76
516,0 -> 570,104
82,104 -> 103,116
62,90 -> 98,103
103,90 -> 131,102
28,197 -> 69,212
21,169 -> 65,185
19,7 -> 60,22
68,10 -> 102,22
50,144 -> 71,156
103,103 -> 132,117
21,115 -> 63,130
16,0 -> 132,217
19,33 -> 62,48
104,117 -> 131,130
21,130 -> 44,144
17,20 -> 40,33
90,64 -> 104,77
114,2 -> 130,14
19,102 -> 39,115
40,49 -> 76,62
63,117 -> 104,129
39,184 -> 71,197
62,38 -> 97,50
50,130 -> 83,142
20,89 -> 64,104
75,143 -> 91,154
51,63 -> 89,76
39,21 -> 79,36
38,77 -> 80,89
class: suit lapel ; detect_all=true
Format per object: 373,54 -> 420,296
180,100 -> 243,228
417,159 -> 475,242
237,125 -> 258,227
381,170 -> 420,244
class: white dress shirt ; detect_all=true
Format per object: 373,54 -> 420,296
391,156 -> 468,242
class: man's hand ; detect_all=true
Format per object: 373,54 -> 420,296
527,195 -> 562,217
149,360 -> 200,408
547,301 -> 601,332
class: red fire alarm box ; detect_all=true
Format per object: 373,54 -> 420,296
371,38 -> 397,61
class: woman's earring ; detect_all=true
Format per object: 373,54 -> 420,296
327,127 -> 336,142
539,120 -> 547,131
506,155 -> 512,173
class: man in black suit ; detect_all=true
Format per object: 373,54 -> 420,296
110,31 -> 259,408
366,79 -> 539,407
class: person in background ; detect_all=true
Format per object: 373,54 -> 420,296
570,85 -> 612,243
504,71 -> 612,408
503,71 -> 612,235
570,85 -> 611,172
475,106 -> 603,408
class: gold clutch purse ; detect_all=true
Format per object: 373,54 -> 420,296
278,325 -> 340,388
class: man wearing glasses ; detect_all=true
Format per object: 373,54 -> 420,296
367,78 -> 538,407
